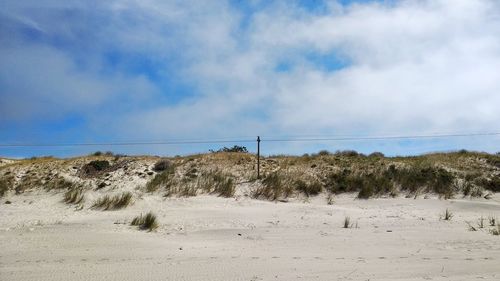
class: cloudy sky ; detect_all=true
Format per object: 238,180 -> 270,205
1,0 -> 499,157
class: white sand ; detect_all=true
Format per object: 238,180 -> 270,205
1,193 -> 499,281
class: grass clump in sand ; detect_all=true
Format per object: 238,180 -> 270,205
64,188 -> 84,204
490,224 -> 500,236
343,216 -> 351,228
489,216 -> 496,226
92,192 -> 133,210
131,212 -> 159,231
441,209 -> 453,221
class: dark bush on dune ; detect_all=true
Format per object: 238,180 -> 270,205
81,160 -> 110,176
153,159 -> 172,172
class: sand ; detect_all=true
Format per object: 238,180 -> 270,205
1,192 -> 499,281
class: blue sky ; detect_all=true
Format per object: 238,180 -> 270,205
1,0 -> 499,158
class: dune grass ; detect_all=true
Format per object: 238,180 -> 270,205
343,216 -> 351,228
131,212 -> 159,231
92,192 -> 133,210
442,209 -> 453,221
63,188 -> 84,204
146,165 -> 175,192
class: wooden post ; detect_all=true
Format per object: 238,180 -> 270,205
257,136 -> 261,179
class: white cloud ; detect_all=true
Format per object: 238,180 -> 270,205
1,0 -> 499,155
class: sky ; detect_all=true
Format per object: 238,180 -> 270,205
0,0 -> 499,158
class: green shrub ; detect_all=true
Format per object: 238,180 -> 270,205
92,192 -> 133,210
131,212 -> 159,231
475,176 -> 500,192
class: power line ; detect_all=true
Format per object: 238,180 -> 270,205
0,132 -> 498,148
264,132 -> 500,142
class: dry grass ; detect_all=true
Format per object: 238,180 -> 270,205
343,216 -> 351,228
490,224 -> 500,236
63,188 -> 84,204
92,192 -> 133,210
131,212 -> 159,231
146,165 -> 175,192
442,209 -> 453,221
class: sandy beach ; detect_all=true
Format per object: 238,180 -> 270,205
1,192 -> 499,281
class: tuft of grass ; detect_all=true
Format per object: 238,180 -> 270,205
466,221 -> 477,231
295,179 -> 322,197
252,172 -> 293,201
327,193 -> 334,205
0,177 -> 10,197
490,224 -> 500,236
196,170 -> 235,198
343,216 -> 351,228
442,209 -> 453,221
489,216 -> 496,227
146,165 -> 175,192
46,177 -> 76,190
478,216 -> 485,229
92,192 -> 133,210
131,212 -> 159,231
64,188 -> 84,204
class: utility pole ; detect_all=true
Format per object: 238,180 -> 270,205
257,136 -> 261,179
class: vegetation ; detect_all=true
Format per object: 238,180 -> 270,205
252,172 -> 293,201
197,170 -> 235,197
146,164 -> 175,192
64,188 -> 84,204
153,159 -> 172,172
210,145 -> 248,153
92,192 -> 133,210
131,212 -> 159,231
81,160 -> 110,176
343,216 -> 351,228
442,209 -> 453,221
0,177 -> 9,197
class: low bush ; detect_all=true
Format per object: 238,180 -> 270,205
384,164 -> 455,196
81,160 -> 110,176
475,176 -> 500,192
131,212 -> 159,231
92,192 -> 133,210
153,159 -> 172,172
